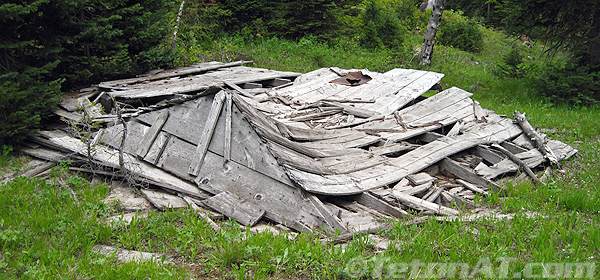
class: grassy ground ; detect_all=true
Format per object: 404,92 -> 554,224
1,25 -> 600,279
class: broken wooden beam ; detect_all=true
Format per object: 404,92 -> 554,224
513,111 -> 561,167
491,143 -> 543,185
391,189 -> 460,216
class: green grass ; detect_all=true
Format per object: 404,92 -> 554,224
2,24 -> 600,279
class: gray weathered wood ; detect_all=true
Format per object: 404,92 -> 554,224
308,194 -> 349,233
351,192 -> 408,218
189,91 -> 227,176
391,190 -> 459,215
224,93 -> 233,162
224,80 -> 254,98
140,188 -> 188,211
439,158 -> 498,191
456,179 -> 489,196
491,143 -> 543,185
202,191 -> 265,226
514,111 -> 560,167
136,111 -> 169,158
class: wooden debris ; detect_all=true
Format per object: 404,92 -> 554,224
23,62 -> 578,238
92,244 -> 172,264
491,143 -> 543,185
201,191 -> 265,227
514,111 -> 561,167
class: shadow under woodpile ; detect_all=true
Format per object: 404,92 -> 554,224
20,61 -> 577,240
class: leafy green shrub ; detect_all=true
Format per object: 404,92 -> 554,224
438,10 -> 484,52
494,47 -> 532,78
536,64 -> 600,106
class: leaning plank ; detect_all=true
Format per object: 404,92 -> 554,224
224,92 -> 233,162
92,245 -> 173,264
456,179 -> 489,196
224,80 -> 254,98
202,191 -> 265,227
307,194 -> 349,233
491,143 -> 543,185
350,192 -> 408,219
136,110 -> 169,158
514,111 -> 560,167
189,91 -> 227,176
391,190 -> 460,216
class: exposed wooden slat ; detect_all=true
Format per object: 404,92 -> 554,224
308,194 -> 349,233
440,158 -> 499,191
39,130 -> 210,199
136,111 -> 169,158
224,80 -> 254,98
224,93 -> 233,162
201,191 -> 265,226
350,192 -> 408,219
189,91 -> 227,176
391,190 -> 460,215
140,189 -> 188,211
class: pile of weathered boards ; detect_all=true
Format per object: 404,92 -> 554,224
18,61 -> 577,236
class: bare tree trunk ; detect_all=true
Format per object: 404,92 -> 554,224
419,0 -> 445,65
418,0 -> 429,12
172,0 -> 186,51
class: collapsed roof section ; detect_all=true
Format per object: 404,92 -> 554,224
25,61 -> 577,235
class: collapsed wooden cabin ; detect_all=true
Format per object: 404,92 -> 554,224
20,61 -> 577,235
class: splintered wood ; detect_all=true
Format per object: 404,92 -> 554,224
23,61 -> 578,238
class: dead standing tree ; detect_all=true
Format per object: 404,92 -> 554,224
419,0 -> 445,65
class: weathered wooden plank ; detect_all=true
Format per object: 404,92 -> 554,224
475,145 -> 504,164
267,142 -> 333,175
143,132 -> 170,165
99,61 -> 250,89
402,181 -> 433,196
308,194 -> 349,233
136,111 -> 169,158
201,191 -> 265,226
514,111 -> 560,166
547,139 -> 578,161
39,130 -> 210,199
359,71 -> 446,115
350,192 -> 408,218
456,179 -> 489,196
224,92 -> 233,162
140,188 -> 188,211
224,80 -> 254,98
189,91 -> 227,176
491,143 -> 543,185
391,190 -> 460,215
440,158 -> 496,189
407,172 -> 436,185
